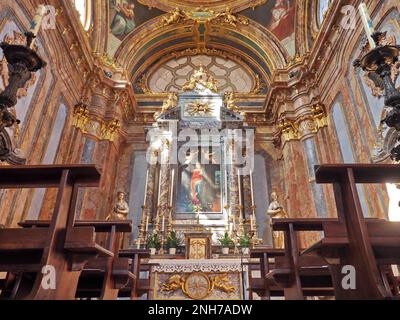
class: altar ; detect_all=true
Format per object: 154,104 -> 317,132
150,259 -> 247,300
133,67 -> 259,300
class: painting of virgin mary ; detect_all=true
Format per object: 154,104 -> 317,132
177,159 -> 221,214
191,163 -> 203,207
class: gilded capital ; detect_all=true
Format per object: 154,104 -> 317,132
72,103 -> 90,133
99,119 -> 121,141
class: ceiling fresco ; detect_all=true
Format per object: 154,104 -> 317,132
102,0 -> 304,112
107,0 -> 163,56
136,0 -> 268,13
107,0 -> 297,58
240,0 -> 296,56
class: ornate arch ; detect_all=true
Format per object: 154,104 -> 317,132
136,0 -> 267,13
114,15 -> 288,95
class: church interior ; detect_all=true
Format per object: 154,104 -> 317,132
0,0 -> 400,301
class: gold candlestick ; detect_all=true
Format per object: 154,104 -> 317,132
137,205 -> 148,248
154,205 -> 161,234
238,216 -> 245,237
167,206 -> 173,236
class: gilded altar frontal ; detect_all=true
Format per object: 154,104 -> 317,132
1,0 -> 400,305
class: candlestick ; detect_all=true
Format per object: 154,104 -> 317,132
145,214 -> 149,233
29,5 -> 47,39
143,169 -> 149,206
358,3 -> 376,49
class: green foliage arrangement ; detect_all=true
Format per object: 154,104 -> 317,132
166,230 -> 182,248
146,232 -> 161,250
218,232 -> 234,247
239,233 -> 252,248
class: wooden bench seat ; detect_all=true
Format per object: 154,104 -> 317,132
117,249 -> 151,299
0,228 -> 49,252
302,220 -> 400,262
0,165 -> 102,300
255,219 -> 342,299
311,164 -> 400,299
68,221 -> 133,300
248,247 -> 285,299
299,218 -> 400,298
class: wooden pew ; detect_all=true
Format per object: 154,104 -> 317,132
312,164 -> 400,299
248,247 -> 285,300
117,249 -> 151,300
266,219 -> 336,300
0,165 -> 104,300
18,220 -> 133,300
302,219 -> 400,298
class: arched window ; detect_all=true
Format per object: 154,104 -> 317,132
317,0 -> 333,27
73,0 -> 92,31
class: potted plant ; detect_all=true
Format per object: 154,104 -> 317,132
239,233 -> 252,255
218,232 -> 234,254
146,232 -> 161,255
166,230 -> 181,255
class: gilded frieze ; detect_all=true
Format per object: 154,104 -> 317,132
139,0 -> 267,15
159,7 -> 249,27
155,272 -> 242,300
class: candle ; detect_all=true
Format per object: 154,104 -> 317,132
237,170 -> 242,206
224,169 -> 228,197
136,239 -> 141,249
162,215 -> 165,232
145,215 -> 149,233
358,3 -> 376,49
157,172 -> 162,206
169,169 -> 174,207
224,147 -> 228,201
249,170 -> 255,206
29,5 -> 47,37
143,169 -> 149,206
